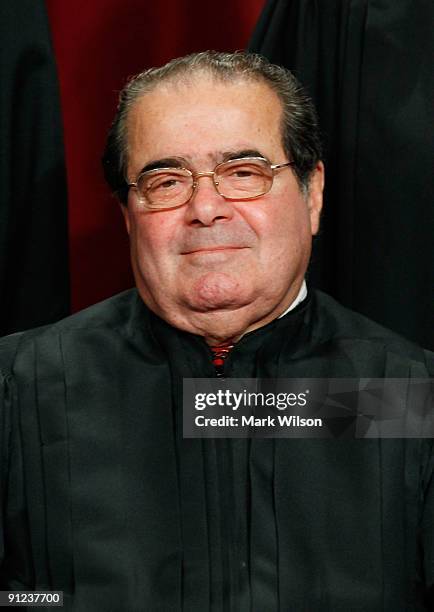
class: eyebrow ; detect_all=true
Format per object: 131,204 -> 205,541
138,157 -> 189,174
137,149 -> 269,176
221,149 -> 269,162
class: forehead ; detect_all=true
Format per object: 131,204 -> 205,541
125,76 -> 285,174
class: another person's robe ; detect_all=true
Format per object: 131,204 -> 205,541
249,0 -> 434,351
0,289 -> 433,610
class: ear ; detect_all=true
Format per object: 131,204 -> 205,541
307,161 -> 324,236
119,202 -> 131,235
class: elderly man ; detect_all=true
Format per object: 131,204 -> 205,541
0,52 -> 432,611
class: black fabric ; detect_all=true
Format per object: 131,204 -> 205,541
0,0 -> 69,336
0,288 -> 433,610
249,0 -> 434,351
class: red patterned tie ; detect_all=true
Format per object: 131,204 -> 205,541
210,343 -> 234,377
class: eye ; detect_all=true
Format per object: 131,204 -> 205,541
232,168 -> 256,178
153,178 -> 179,190
221,163 -> 264,184
222,163 -> 266,180
144,172 -> 187,193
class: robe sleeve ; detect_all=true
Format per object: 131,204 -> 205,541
421,350 -> 434,607
422,445 -> 434,608
0,363 -> 34,589
0,370 -> 13,572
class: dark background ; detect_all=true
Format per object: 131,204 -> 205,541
0,0 -> 432,350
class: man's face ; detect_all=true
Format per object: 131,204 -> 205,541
123,76 -> 323,344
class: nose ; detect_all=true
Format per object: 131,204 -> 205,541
184,173 -> 235,226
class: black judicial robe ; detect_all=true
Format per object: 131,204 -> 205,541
0,288 -> 433,611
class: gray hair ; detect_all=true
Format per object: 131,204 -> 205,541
102,51 -> 322,203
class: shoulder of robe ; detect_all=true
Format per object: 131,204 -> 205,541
312,289 -> 434,373
0,289 -> 140,375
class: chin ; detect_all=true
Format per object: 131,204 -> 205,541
185,271 -> 253,312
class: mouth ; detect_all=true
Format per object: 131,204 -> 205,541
181,246 -> 247,255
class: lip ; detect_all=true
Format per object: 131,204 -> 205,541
181,246 -> 247,255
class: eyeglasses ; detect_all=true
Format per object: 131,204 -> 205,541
127,157 -> 295,211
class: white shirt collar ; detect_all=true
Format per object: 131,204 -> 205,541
278,280 -> 307,318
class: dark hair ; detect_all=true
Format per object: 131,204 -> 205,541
102,51 -> 322,203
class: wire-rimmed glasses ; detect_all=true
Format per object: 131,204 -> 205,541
127,156 -> 294,211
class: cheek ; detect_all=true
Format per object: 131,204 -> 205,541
254,207 -> 312,273
132,214 -> 178,256
245,201 -> 309,246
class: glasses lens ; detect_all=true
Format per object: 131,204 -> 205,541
137,168 -> 192,209
216,158 -> 273,199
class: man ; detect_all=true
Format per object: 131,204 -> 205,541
0,52 -> 432,610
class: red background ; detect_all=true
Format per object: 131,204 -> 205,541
45,1 -> 265,312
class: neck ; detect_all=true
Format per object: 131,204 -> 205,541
139,280 -> 307,346
185,281 -> 307,346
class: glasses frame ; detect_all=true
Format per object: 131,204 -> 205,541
126,156 -> 295,211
